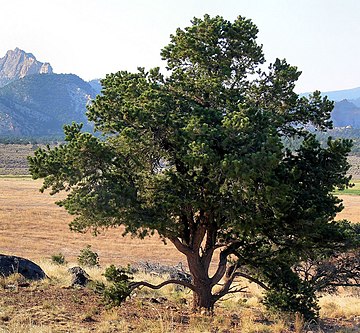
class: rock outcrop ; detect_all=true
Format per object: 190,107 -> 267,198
0,254 -> 46,280
0,48 -> 53,87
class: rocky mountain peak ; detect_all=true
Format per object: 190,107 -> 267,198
0,48 -> 53,87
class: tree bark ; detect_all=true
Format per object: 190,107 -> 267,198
192,281 -> 215,312
170,229 -> 232,313
186,245 -> 216,312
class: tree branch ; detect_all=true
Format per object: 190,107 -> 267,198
226,287 -> 248,295
169,237 -> 193,256
210,241 -> 242,286
202,224 -> 217,270
233,272 -> 270,291
130,279 -> 196,292
326,282 -> 360,288
213,264 -> 240,301
192,221 -> 206,253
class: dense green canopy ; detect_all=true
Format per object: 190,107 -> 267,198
29,15 -> 359,317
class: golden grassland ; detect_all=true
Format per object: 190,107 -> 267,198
0,177 -> 359,264
0,177 -> 360,332
0,177 -> 183,266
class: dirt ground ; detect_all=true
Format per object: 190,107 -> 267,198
0,281 -> 359,333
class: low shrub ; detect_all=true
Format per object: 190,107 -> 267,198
77,245 -> 99,267
51,253 -> 67,265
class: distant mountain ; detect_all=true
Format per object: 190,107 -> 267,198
88,79 -> 102,95
0,48 -> 100,138
350,97 -> 360,107
318,87 -> 360,102
327,88 -> 360,129
0,73 -> 97,136
0,48 -> 53,87
0,47 -> 359,138
301,86 -> 360,129
331,100 -> 360,128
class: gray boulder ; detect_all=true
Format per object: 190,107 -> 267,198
68,266 -> 90,287
0,254 -> 46,280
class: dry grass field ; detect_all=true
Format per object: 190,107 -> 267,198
0,177 -> 360,332
0,177 -> 183,266
1,177 -> 358,264
0,144 -> 38,175
1,264 -> 358,333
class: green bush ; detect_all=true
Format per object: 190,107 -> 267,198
51,252 -> 67,265
103,264 -> 133,283
102,282 -> 132,307
89,265 -> 133,307
262,268 -> 320,319
77,245 -> 99,267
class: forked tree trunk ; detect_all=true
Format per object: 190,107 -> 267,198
169,233 -> 227,313
186,252 -> 216,312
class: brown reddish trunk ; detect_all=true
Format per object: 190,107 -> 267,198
169,226 -> 222,313
192,281 -> 215,312
186,250 -> 216,312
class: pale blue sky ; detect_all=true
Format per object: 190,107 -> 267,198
1,0 -> 359,93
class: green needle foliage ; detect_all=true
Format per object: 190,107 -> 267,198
28,15 -> 359,318
103,265 -> 133,307
77,245 -> 99,267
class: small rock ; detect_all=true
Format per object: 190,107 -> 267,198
82,316 -> 96,323
150,297 -> 161,304
166,305 -> 177,310
68,266 -> 90,287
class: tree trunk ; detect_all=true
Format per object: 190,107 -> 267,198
169,234 -> 221,313
186,252 -> 216,313
192,281 -> 215,312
